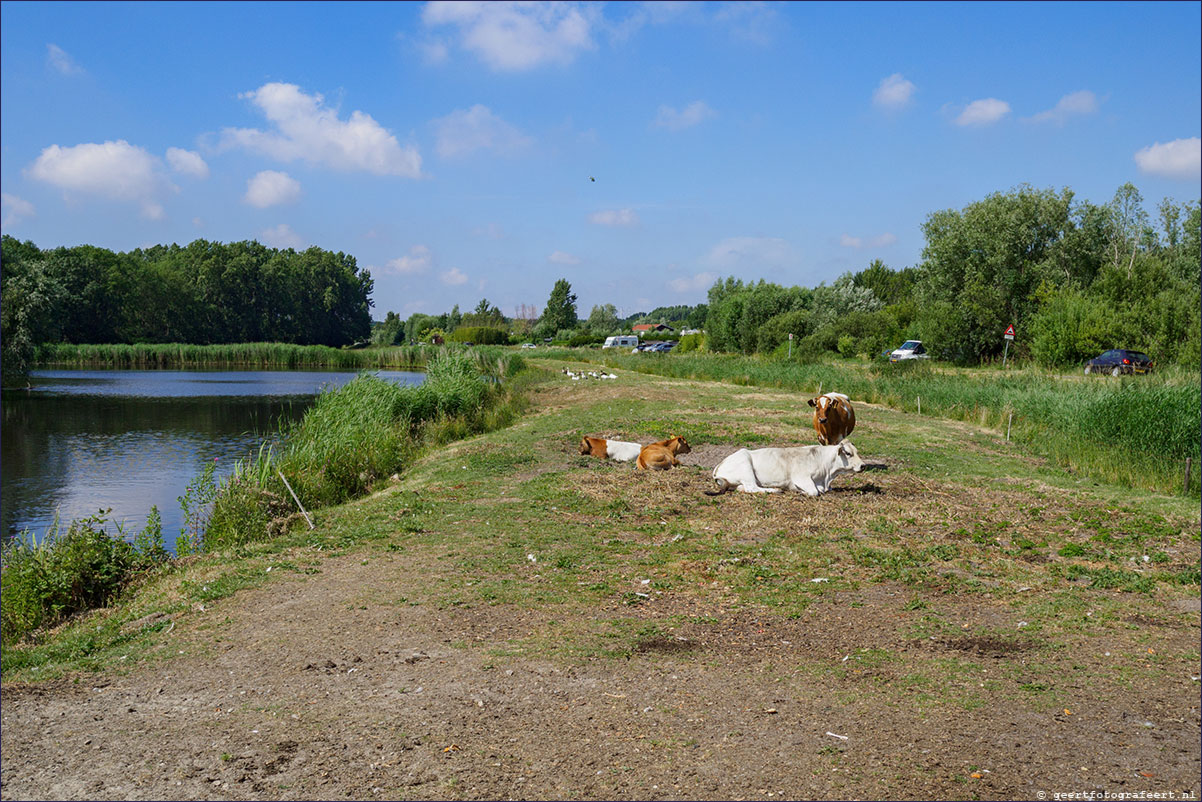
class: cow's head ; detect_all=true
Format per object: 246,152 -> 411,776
579,437 -> 595,455
667,435 -> 691,456
808,395 -> 832,424
837,441 -> 864,473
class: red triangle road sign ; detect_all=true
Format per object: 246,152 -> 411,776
1004,324 -> 1016,337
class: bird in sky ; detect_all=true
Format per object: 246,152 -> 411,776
589,176 -> 595,182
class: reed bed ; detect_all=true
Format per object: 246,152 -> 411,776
35,342 -> 432,370
545,349 -> 1201,497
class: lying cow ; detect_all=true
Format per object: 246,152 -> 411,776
636,435 -> 692,471
579,437 -> 643,462
704,441 -> 864,496
808,392 -> 855,445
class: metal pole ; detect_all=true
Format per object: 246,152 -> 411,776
1002,339 -> 1010,369
917,396 -> 921,416
1007,412 -> 1012,441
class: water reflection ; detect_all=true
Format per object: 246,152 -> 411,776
1,369 -> 423,552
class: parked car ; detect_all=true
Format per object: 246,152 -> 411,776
889,340 -> 930,362
1084,349 -> 1153,376
520,342 -> 537,349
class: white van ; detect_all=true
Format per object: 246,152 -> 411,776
889,340 -> 929,362
603,335 -> 639,349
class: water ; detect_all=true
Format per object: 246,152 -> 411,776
1,368 -> 425,552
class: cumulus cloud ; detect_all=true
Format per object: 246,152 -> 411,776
244,170 -> 301,208
166,147 -> 209,178
954,98 -> 1011,127
46,44 -> 82,75
421,1 -> 595,71
652,100 -> 716,131
26,140 -> 175,219
260,223 -> 305,250
549,250 -> 580,265
705,237 -> 794,269
1,193 -> 35,229
872,73 -> 916,111
440,267 -> 469,285
840,232 -> 897,249
589,208 -> 639,227
221,83 -> 421,177
433,105 -> 531,158
379,244 -> 433,275
1134,138 -> 1201,180
1024,90 -> 1099,125
668,271 -> 718,293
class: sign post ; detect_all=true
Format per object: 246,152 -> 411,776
788,332 -> 793,359
1002,324 -> 1016,368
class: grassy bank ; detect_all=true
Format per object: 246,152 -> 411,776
34,341 -> 434,370
535,349 -> 1201,497
2,359 -> 1196,689
1,348 -> 532,647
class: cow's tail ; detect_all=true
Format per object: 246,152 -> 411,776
704,478 -> 733,496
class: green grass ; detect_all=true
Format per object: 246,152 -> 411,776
34,341 -> 434,370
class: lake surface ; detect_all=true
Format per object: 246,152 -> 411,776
1,368 -> 424,552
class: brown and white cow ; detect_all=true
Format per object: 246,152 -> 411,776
579,437 -> 643,462
808,392 -> 855,446
636,435 -> 692,471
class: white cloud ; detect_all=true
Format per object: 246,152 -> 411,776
166,147 -> 210,178
260,223 -> 305,250
705,237 -> 794,269
380,244 -> 433,275
244,171 -> 301,208
433,105 -> 531,158
1134,137 -> 1201,180
712,1 -> 778,46
221,83 -> 421,177
873,73 -> 916,111
1024,90 -> 1099,125
668,271 -> 718,293
652,101 -> 716,131
441,267 -> 469,285
1,193 -> 35,229
589,208 -> 639,227
840,232 -> 897,249
421,1 -> 595,71
549,250 -> 580,265
26,140 -> 175,219
46,44 -> 82,75
954,98 -> 1011,127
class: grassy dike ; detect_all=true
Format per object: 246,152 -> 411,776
2,355 -> 1197,687
538,348 -> 1202,497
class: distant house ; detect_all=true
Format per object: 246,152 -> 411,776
632,323 -> 675,334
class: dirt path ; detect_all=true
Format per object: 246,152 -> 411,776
3,371 -> 1199,800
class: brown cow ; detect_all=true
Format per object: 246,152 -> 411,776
807,392 -> 855,446
636,435 -> 692,470
579,437 -> 643,462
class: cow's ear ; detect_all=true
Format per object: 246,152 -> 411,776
839,441 -> 851,456
808,398 -> 816,407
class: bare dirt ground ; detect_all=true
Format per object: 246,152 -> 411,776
3,374 -> 1200,801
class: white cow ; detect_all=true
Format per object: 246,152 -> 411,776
705,442 -> 864,496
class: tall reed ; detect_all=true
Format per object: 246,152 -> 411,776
35,342 -> 432,370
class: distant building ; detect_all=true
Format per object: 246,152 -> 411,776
632,323 -> 675,333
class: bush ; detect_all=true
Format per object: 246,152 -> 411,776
1,511 -> 138,644
447,326 -> 509,345
675,333 -> 706,353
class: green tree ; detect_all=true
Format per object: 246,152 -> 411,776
586,303 -> 620,334
540,279 -> 578,333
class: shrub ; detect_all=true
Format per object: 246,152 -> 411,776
1,511 -> 137,644
447,326 -> 508,345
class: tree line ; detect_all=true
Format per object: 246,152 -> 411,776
2,237 -> 373,381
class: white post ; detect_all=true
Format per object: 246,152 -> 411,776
278,470 -> 315,530
1007,412 -> 1013,441
917,396 -> 921,416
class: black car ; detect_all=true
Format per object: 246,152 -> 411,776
1084,349 -> 1153,376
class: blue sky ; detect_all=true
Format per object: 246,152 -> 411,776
2,1 -> 1199,320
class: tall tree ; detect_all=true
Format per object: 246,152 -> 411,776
540,278 -> 578,333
